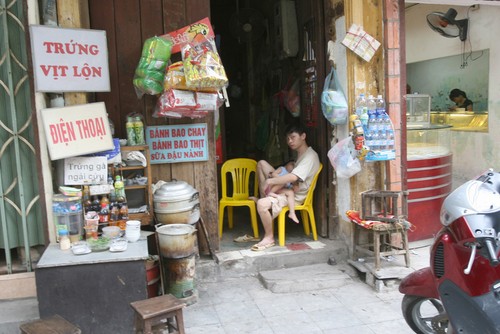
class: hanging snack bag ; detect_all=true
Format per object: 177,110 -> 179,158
153,89 -> 197,118
163,61 -> 189,91
133,36 -> 173,97
195,92 -> 220,111
181,39 -> 228,91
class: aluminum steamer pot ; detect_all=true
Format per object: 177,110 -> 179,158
156,223 -> 197,258
155,203 -> 200,225
153,180 -> 199,212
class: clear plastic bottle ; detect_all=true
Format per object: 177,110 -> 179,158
371,130 -> 379,151
387,129 -> 395,150
367,95 -> 377,118
366,114 -> 376,149
59,229 -> 71,250
126,117 -> 137,146
355,93 -> 367,117
376,94 -> 386,118
134,116 -> 146,145
114,175 -> 126,203
364,127 -> 373,148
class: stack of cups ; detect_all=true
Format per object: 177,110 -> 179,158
125,220 -> 141,242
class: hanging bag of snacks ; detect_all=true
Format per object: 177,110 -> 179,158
181,39 -> 228,91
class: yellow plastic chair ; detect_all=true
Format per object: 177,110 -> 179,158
218,158 -> 259,239
276,163 -> 323,246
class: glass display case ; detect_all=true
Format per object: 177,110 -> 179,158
430,112 -> 488,132
406,94 -> 431,126
407,124 -> 451,160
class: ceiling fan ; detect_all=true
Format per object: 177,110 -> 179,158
426,8 -> 469,41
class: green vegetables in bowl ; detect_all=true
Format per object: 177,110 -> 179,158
87,237 -> 110,252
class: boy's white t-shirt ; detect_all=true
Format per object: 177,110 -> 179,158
291,146 -> 320,204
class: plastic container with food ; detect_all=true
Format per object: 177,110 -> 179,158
87,237 -> 111,252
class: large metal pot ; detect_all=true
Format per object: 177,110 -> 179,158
156,223 -> 197,259
153,180 -> 199,212
155,203 -> 200,225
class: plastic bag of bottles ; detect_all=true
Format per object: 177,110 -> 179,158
321,67 -> 348,125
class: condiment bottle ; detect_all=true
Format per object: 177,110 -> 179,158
82,185 -> 92,214
114,175 -> 126,203
59,230 -> 71,250
91,195 -> 101,212
118,202 -> 129,231
109,188 -> 119,227
100,194 -> 110,209
98,203 -> 109,232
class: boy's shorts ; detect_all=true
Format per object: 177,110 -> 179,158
269,194 -> 288,218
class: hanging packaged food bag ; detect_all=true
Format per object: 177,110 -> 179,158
133,36 -> 173,97
321,67 -> 348,125
181,39 -> 228,91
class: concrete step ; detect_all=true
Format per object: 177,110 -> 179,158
258,263 -> 354,293
195,239 -> 350,283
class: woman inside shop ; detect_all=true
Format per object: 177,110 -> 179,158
449,88 -> 473,111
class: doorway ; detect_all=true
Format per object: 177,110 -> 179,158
211,0 -> 300,163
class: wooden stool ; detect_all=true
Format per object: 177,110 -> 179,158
353,220 -> 411,270
20,314 -> 81,334
130,294 -> 186,334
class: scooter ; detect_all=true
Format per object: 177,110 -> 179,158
399,169 -> 500,334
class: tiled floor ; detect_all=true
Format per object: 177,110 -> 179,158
184,210 -> 432,334
184,273 -> 416,334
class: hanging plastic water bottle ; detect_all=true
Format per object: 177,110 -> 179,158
371,129 -> 379,150
359,108 -> 369,132
355,93 -> 367,117
381,113 -> 391,131
379,129 -> 388,150
367,114 -> 376,149
387,129 -> 395,150
376,94 -> 386,118
367,95 -> 377,118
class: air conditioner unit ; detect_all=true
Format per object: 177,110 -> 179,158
274,0 -> 299,59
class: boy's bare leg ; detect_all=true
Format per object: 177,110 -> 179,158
256,160 -> 275,198
283,189 -> 299,223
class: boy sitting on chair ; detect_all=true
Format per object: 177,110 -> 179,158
252,123 -> 320,251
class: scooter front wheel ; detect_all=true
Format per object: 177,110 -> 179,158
402,295 -> 450,333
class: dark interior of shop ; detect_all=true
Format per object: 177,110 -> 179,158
211,0 -> 301,165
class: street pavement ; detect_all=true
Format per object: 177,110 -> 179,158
0,221 -> 432,333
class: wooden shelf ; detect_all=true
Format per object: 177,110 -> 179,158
112,145 -> 153,226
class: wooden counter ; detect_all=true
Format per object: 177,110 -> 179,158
36,235 -> 150,334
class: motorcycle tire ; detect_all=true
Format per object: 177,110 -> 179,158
401,295 -> 449,334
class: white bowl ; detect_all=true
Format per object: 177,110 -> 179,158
102,226 -> 121,238
126,232 -> 140,243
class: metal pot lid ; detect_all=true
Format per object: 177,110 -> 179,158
154,180 -> 198,202
156,223 -> 195,235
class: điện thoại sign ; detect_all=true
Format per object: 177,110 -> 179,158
146,124 -> 208,164
41,102 -> 114,160
29,25 -> 110,92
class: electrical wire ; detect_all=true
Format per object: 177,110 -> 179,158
461,5 -> 484,69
